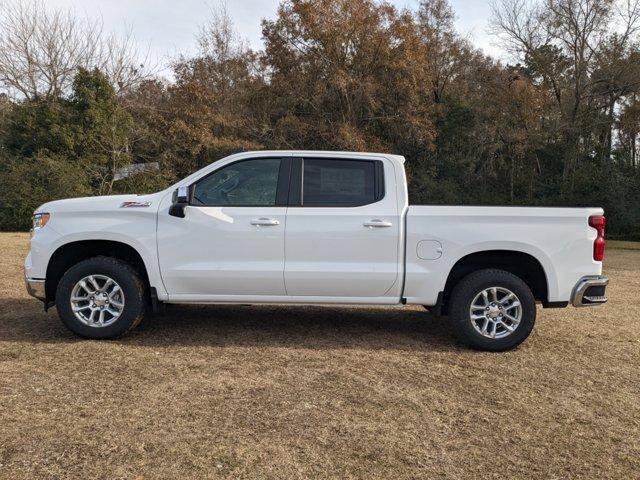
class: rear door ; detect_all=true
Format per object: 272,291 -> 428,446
284,156 -> 400,298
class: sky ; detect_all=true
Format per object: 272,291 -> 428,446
44,0 -> 506,76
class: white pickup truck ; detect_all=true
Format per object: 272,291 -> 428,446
25,151 -> 608,350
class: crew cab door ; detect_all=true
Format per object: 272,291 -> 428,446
284,157 -> 400,298
157,157 -> 290,298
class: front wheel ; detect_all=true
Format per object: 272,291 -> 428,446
56,256 -> 146,339
448,269 -> 536,351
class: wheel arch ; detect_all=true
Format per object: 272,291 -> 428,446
45,240 -> 151,301
441,250 -> 550,313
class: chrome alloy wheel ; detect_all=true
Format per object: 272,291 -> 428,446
469,287 -> 522,339
70,274 -> 125,328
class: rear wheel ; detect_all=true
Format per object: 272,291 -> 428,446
449,269 -> 536,351
56,256 -> 146,339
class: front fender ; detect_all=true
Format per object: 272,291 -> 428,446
37,206 -> 166,299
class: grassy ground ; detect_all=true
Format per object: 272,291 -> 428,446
608,240 -> 640,250
0,232 -> 638,479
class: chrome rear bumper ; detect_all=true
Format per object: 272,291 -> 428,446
571,276 -> 608,307
25,275 -> 46,301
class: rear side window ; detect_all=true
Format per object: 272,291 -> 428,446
302,159 -> 384,207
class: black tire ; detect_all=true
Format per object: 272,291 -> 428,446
55,256 -> 146,339
448,269 -> 536,351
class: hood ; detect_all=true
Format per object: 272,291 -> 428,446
35,192 -> 162,214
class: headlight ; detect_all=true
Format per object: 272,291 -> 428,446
32,212 -> 50,230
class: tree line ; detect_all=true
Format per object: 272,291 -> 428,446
1,0 -> 639,239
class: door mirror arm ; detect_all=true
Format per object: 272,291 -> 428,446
169,185 -> 189,218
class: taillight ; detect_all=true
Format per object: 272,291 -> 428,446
589,215 -> 606,261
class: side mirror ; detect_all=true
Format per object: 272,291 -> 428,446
169,186 -> 189,218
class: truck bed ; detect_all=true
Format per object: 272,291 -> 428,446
402,206 -> 604,305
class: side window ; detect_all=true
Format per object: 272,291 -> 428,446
302,159 -> 383,207
192,159 -> 281,206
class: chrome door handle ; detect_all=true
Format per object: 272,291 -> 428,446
363,219 -> 392,228
251,218 -> 280,226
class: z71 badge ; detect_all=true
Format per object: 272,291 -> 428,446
120,201 -> 152,208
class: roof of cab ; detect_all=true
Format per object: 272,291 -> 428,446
239,150 -> 406,164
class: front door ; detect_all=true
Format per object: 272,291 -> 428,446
157,157 -> 290,298
284,157 -> 400,298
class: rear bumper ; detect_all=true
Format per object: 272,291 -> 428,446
571,275 -> 608,307
25,275 -> 46,301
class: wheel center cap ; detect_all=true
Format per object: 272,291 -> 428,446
487,305 -> 501,318
94,295 -> 108,307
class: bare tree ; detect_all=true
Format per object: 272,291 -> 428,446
179,2 -> 258,131
417,0 -> 466,103
0,0 -> 150,99
197,2 -> 248,62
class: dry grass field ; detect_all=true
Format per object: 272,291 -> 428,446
0,233 -> 638,479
